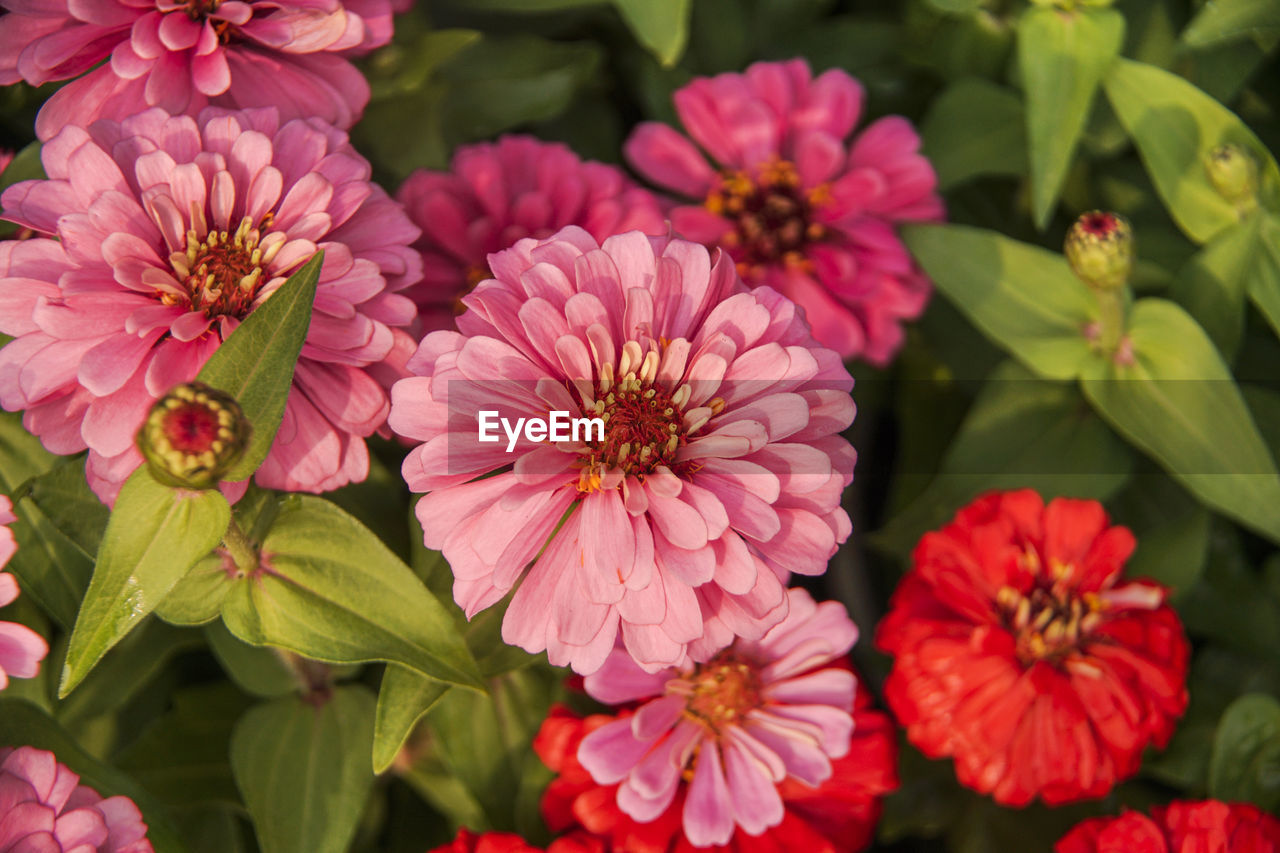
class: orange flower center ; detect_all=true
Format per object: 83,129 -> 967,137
997,556 -> 1108,665
166,216 -> 274,319
704,159 -> 829,278
681,654 -> 763,734
454,264 -> 489,315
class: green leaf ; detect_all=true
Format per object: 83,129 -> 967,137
1112,474 -> 1210,599
1018,6 -> 1124,229
902,224 -> 1098,380
0,698 -> 187,853
1183,0 -> 1280,46
872,360 -> 1132,556
206,620 -> 300,698
1245,213 -> 1280,342
154,552 -> 233,626
61,473 -> 230,697
1168,211 -> 1263,359
231,687 -> 376,853
23,458 -> 109,556
1209,693 -> 1280,810
1081,298 -> 1280,542
921,78 -> 1027,190
373,666 -> 449,774
1103,58 -> 1280,244
195,251 -> 322,481
220,495 -> 484,690
612,0 -> 692,66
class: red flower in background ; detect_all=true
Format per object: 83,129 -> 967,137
429,828 -> 542,853
876,489 -> 1189,806
1056,801 -> 1280,852
533,676 -> 897,853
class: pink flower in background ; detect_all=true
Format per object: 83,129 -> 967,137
0,496 -> 48,690
0,746 -> 153,852
0,107 -> 421,504
0,1 -> 396,141
577,589 -> 859,846
398,135 -> 667,334
625,59 -> 944,365
389,226 -> 855,675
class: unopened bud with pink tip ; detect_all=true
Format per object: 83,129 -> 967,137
1065,211 -> 1133,291
136,382 -> 250,490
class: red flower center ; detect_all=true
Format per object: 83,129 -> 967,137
681,653 -> 763,733
1078,212 -> 1119,238
996,558 -> 1107,664
706,160 -> 828,276
161,401 -> 222,454
168,216 -> 272,319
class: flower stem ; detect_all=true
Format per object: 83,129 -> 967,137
222,516 -> 259,575
1095,287 -> 1126,355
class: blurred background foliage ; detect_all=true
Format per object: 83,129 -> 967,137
2,0 -> 1280,851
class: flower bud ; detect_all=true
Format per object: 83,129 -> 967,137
1205,144 -> 1259,206
137,382 -> 251,489
1064,211 -> 1133,291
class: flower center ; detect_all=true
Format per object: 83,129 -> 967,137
705,159 -> 828,277
167,216 -> 273,319
674,653 -> 763,734
454,264 -> 490,315
997,554 -> 1107,664
165,1 -> 235,42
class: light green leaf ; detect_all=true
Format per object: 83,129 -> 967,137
1018,6 -> 1124,228
1081,298 -> 1280,542
902,224 -> 1098,380
613,0 -> 692,66
0,698 -> 187,853
373,666 -> 449,774
153,552 -> 233,626
196,251 -> 322,481
1183,0 -> 1280,46
1103,58 -> 1280,243
61,473 -> 230,696
921,78 -> 1027,190
220,495 -> 484,690
231,687 -> 376,853
1209,693 -> 1280,810
1246,213 -> 1280,341
1168,210 -> 1263,359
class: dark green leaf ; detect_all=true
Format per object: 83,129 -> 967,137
231,687 -> 376,853
373,666 -> 449,774
196,251 -> 322,481
1018,6 -> 1124,228
902,224 -> 1098,380
921,78 -> 1026,190
23,458 -> 109,556
61,473 -> 230,696
206,620 -> 300,698
1245,213 -> 1280,342
220,495 -> 484,690
1168,211 -> 1263,359
1209,693 -> 1280,810
1081,298 -> 1280,542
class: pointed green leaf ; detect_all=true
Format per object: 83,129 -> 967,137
153,552 -> 232,626
1168,211 -> 1263,359
921,78 -> 1027,190
196,251 -> 322,481
220,495 -> 484,690
61,472 -> 230,696
373,666 -> 449,773
902,224 -> 1098,379
1103,58 -> 1280,243
231,687 -> 376,853
1018,6 -> 1124,228
1081,298 -> 1280,542
1209,693 -> 1280,810
612,0 -> 692,66
0,698 -> 187,853
1183,0 -> 1280,47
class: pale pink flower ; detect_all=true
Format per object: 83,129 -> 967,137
0,746 -> 153,852
578,588 -> 859,847
389,226 -> 855,675
625,58 -> 945,365
0,1 -> 396,141
0,107 -> 421,504
0,496 -> 48,690
397,135 -> 668,335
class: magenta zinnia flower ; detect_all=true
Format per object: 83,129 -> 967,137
0,107 -> 421,503
389,226 -> 855,675
0,746 -> 153,852
397,135 -> 667,334
0,1 -> 395,141
625,58 -> 944,365
0,496 -> 48,690
576,588 -> 859,846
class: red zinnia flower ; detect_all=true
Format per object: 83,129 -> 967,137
429,828 -> 542,853
1056,800 -> 1280,852
875,489 -> 1189,806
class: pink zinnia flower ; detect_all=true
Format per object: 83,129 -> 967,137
0,496 -> 48,689
0,1 -> 395,141
575,589 -> 860,847
625,59 -> 944,365
0,106 -> 421,503
389,226 -> 855,675
0,745 -> 153,851
397,135 -> 667,334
